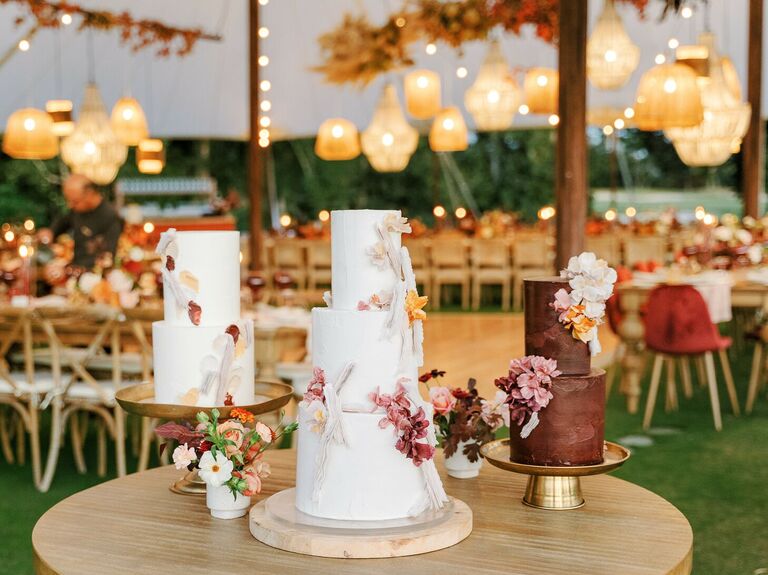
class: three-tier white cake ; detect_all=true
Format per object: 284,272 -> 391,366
152,229 -> 255,407
295,210 -> 448,521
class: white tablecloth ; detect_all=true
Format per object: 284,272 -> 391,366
631,270 -> 733,323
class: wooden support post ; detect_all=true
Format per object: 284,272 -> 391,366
248,0 -> 264,271
555,0 -> 588,270
743,0 -> 764,218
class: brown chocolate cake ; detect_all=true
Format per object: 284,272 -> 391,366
509,276 -> 607,466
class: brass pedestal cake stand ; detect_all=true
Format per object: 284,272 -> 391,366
249,488 -> 473,558
115,381 -> 293,495
481,439 -> 630,510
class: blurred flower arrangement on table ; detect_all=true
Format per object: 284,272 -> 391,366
422,369 -> 508,462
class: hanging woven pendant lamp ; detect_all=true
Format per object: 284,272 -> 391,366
61,83 -> 128,185
429,106 -> 468,152
634,63 -> 703,131
587,0 -> 640,90
111,97 -> 149,146
361,83 -> 418,172
137,138 -> 166,174
404,69 -> 441,119
45,100 -> 75,137
315,118 -> 360,161
523,68 -> 558,115
464,40 -> 521,131
2,108 -> 58,159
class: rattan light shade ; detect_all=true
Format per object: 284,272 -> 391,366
45,100 -> 74,137
587,0 -> 640,90
315,118 -> 360,161
361,84 -> 418,172
429,106 -> 468,152
523,68 -> 558,115
634,63 -> 703,131
404,69 -> 441,119
464,41 -> 520,131
2,107 -> 58,159
111,97 -> 149,146
61,83 -> 128,185
136,138 -> 165,174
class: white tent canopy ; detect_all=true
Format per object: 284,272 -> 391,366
0,0 -> 762,141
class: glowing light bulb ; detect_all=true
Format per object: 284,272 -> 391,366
258,27 -> 269,38
258,55 -> 269,66
536,75 -> 548,87
455,207 -> 467,219
122,108 -> 134,121
279,214 -> 292,227
604,49 -> 617,62
548,114 -> 559,126
538,206 -> 556,220
703,213 -> 716,226
605,208 -> 617,222
694,206 -> 706,220
487,90 -> 500,104
425,43 -> 437,55
18,39 -> 30,52
663,78 -> 677,93
259,128 -> 270,138
331,124 -> 344,138
395,17 -> 406,28
260,80 -> 271,92
518,104 -> 530,115
625,206 -> 637,218
259,139 -> 270,148
433,205 -> 446,218
4,230 -> 14,242
18,245 -> 29,258
23,219 -> 34,231
614,118 -> 625,130
258,0 -> 269,5
456,66 -> 468,79
143,222 -> 155,233
61,13 -> 72,25
668,38 -> 679,50
442,118 -> 455,131
23,117 -> 36,131
260,100 -> 272,112
603,125 -> 614,136
83,141 -> 97,155
681,5 -> 693,18
318,210 -> 330,222
382,132 -> 394,147
624,107 -> 635,119
655,53 -> 666,65
260,117 -> 271,127
416,75 -> 429,89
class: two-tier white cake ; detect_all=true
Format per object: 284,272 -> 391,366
152,229 -> 255,407
295,210 -> 448,521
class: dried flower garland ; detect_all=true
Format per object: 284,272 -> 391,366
3,0 -> 220,56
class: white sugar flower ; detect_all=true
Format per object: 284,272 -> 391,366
172,443 -> 197,470
197,451 -> 233,487
383,213 -> 412,234
366,242 -> 389,270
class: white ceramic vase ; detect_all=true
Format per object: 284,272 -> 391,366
205,484 -> 251,519
443,440 -> 484,479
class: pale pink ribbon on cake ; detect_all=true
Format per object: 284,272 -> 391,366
312,362 -> 355,503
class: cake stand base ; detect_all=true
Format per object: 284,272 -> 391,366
481,439 -> 630,511
170,469 -> 207,496
249,488 -> 472,558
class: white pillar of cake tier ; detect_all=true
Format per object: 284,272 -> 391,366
161,231 -> 242,327
330,210 -> 402,310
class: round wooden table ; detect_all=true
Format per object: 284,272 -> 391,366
32,450 -> 693,575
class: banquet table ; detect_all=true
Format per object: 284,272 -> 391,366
617,278 -> 768,413
32,450 -> 693,575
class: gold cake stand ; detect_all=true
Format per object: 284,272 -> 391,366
116,381 -> 294,495
480,439 -> 630,510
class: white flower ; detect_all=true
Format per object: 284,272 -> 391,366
366,242 -> 389,270
172,443 -> 197,470
383,213 -> 412,234
107,269 -> 133,293
748,244 -> 764,265
713,226 -> 734,242
78,272 -> 102,295
197,451 -> 233,487
118,291 -> 140,309
583,300 -> 606,320
735,229 -> 753,246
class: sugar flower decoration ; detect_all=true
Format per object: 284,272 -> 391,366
172,443 -> 197,470
495,356 -> 561,438
198,451 -> 233,487
383,213 -> 412,234
405,289 -> 428,325
367,241 -> 389,270
552,251 -> 617,355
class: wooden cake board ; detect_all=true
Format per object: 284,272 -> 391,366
249,488 -> 472,558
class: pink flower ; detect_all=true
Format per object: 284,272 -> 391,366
429,386 -> 457,416
254,422 -> 273,444
301,367 -> 326,407
495,355 -> 560,428
172,443 -> 197,470
357,300 -> 371,311
550,288 -> 573,322
216,420 -> 245,456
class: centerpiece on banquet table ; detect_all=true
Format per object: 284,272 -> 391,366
157,408 -> 297,519
421,369 -> 508,478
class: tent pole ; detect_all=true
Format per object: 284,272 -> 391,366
743,0 -> 764,218
248,0 -> 264,271
555,0 -> 588,269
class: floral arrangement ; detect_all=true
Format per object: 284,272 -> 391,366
422,369 -> 508,461
70,267 -> 141,309
156,408 -> 297,498
370,380 -> 436,466
494,355 -> 560,438
551,252 -> 617,355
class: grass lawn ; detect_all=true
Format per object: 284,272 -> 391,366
2,343 -> 768,574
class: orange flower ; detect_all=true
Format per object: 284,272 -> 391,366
405,290 -> 428,325
230,408 -> 255,425
90,279 -> 114,304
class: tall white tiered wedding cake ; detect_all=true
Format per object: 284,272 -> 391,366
152,229 -> 255,407
295,210 -> 448,521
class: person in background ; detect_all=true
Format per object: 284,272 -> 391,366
38,174 -> 124,269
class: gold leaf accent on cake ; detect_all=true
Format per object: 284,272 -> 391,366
234,336 -> 246,358
178,388 -> 199,406
179,271 -> 199,293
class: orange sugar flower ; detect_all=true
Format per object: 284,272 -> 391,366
405,290 -> 428,325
